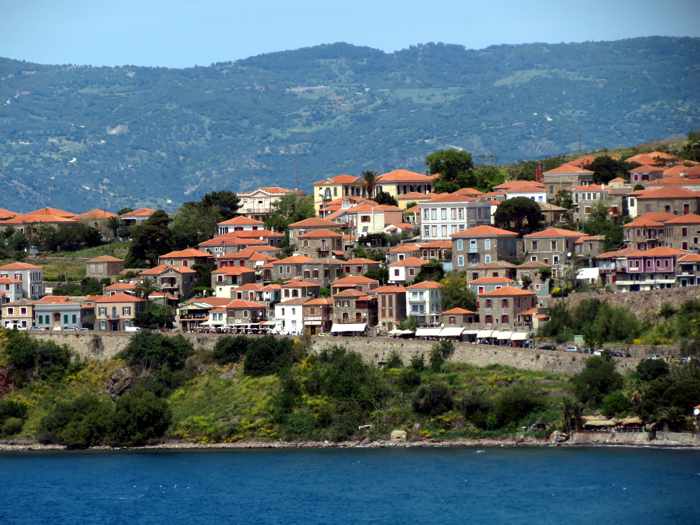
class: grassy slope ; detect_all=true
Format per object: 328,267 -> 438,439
4,358 -> 572,444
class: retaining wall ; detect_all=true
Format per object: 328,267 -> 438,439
34,333 -> 644,375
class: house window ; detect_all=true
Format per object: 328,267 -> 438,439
424,226 -> 430,238
456,240 -> 464,251
485,299 -> 492,308
532,240 -> 538,250
99,307 -> 107,316
484,239 -> 491,250
501,314 -> 509,324
448,316 -> 456,324
501,299 -> 509,308
457,255 -> 464,267
484,255 -> 492,263
122,307 -> 131,316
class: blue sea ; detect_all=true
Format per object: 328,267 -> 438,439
1,447 -> 699,524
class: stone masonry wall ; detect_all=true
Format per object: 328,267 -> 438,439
34,333 -> 643,376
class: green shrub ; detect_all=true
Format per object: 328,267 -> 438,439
0,399 -> 27,421
412,382 -> 454,416
409,353 -> 425,372
459,391 -> 492,429
429,340 -> 455,372
109,389 -> 171,447
37,394 -> 114,449
1,416 -> 24,437
213,336 -> 249,365
492,385 -> 544,428
571,355 -> 623,406
398,368 -> 422,392
119,332 -> 193,372
602,391 -> 632,418
384,350 -> 403,369
636,359 -> 669,382
4,330 -> 74,384
244,336 -> 296,376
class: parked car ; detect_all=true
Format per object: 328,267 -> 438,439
124,326 -> 142,333
537,343 -> 556,351
565,345 -> 579,353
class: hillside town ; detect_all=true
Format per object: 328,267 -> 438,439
0,150 -> 699,348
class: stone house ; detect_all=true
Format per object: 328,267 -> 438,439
297,229 -> 343,258
331,275 -> 379,295
452,225 -> 519,270
77,209 -> 118,241
281,279 -> 321,301
477,287 -> 536,330
141,264 -> 198,299
86,255 -> 124,280
575,235 -> 606,259
210,266 -> 256,291
375,285 -> 407,332
468,276 -> 516,296
302,297 -> 333,335
664,214 -> 700,252
523,227 -> 583,278
543,163 -> 595,199
623,212 -> 674,249
288,217 -> 343,245
216,216 -> 264,235
332,289 -> 377,327
342,258 -> 381,276
465,261 -> 517,282
628,187 -> 700,218
441,307 -> 477,327
159,248 -> 212,269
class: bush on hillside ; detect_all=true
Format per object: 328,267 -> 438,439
571,355 -> 624,406
213,336 -> 249,365
38,394 -> 114,449
492,385 -> 544,428
109,389 -> 171,447
119,332 -> 193,372
412,382 -> 454,416
3,330 -> 74,384
243,336 -> 296,377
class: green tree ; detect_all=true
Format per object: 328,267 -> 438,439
362,170 -> 378,197
244,336 -> 297,376
601,391 -> 632,418
493,385 -> 544,428
213,336 -> 250,364
636,359 -> 670,382
681,130 -> 700,162
472,165 -> 506,192
426,149 -> 475,193
37,394 -> 114,449
135,303 -> 175,330
494,197 -> 544,235
200,191 -> 241,220
429,340 -> 455,372
440,271 -> 477,310
571,355 -> 623,406
170,202 -> 221,249
584,155 -> 632,184
374,191 -> 398,206
582,202 -> 624,250
108,388 -> 171,447
119,332 -> 193,372
414,261 -> 445,283
126,210 -> 173,267
265,193 -> 315,231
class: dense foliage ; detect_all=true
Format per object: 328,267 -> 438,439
1,330 -> 75,385
494,197 -> 544,235
1,38 -> 698,210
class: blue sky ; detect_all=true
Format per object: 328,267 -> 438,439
2,0 -> 698,67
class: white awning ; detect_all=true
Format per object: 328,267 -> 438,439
476,330 -> 494,338
201,319 -> 223,326
576,267 -> 600,281
510,332 -> 529,341
415,327 -> 442,337
389,329 -> 414,336
304,320 -> 322,326
495,330 -> 513,340
331,323 -> 367,333
439,327 -> 464,337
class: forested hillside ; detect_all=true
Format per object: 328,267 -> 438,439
0,37 -> 698,210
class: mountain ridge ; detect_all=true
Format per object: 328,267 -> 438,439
0,36 -> 698,211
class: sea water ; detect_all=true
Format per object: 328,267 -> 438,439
1,447 -> 699,524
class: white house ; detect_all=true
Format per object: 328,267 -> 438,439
237,187 -> 300,219
405,281 -> 443,326
0,262 -> 44,299
217,216 -> 264,235
418,194 -> 491,241
273,298 -> 307,336
494,181 -> 547,203
0,276 -> 24,303
388,257 -> 427,285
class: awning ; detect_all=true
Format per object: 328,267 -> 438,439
510,332 -> 529,341
463,330 -> 479,336
331,323 -> 367,333
476,330 -> 494,338
439,327 -> 464,337
201,319 -> 223,327
304,320 -> 322,326
415,327 -> 442,337
495,330 -> 512,340
389,329 -> 414,336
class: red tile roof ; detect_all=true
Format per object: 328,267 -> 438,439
442,306 -> 475,315
332,275 -> 379,287
289,217 -> 343,229
470,277 -> 515,285
273,255 -> 315,265
524,227 -> 583,239
218,215 -> 264,226
314,174 -> 360,185
373,285 -> 407,293
495,180 -> 546,192
452,225 -> 517,239
160,248 -> 211,259
94,293 -> 145,303
298,228 -> 343,239
377,169 -> 436,183
664,213 -> 700,225
88,255 -> 124,263
407,280 -> 442,290
389,256 -> 428,267
0,262 -> 42,271
634,187 -> 699,199
211,266 -> 255,276
120,207 -> 156,219
479,286 -> 535,297
78,208 -> 118,220
543,163 -> 594,175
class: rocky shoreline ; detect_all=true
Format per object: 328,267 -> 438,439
1,435 -> 699,453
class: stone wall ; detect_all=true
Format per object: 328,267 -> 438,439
34,332 -> 643,376
559,287 -> 699,321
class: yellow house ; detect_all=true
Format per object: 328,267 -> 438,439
374,169 -> 436,202
313,174 -> 366,213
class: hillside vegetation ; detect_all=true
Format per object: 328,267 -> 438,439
0,37 -> 698,210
